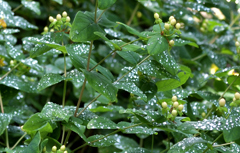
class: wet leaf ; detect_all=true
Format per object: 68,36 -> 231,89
117,22 -> 145,38
109,135 -> 138,150
98,0 -> 117,10
21,0 -> 40,15
168,137 -> 210,153
37,73 -> 64,91
223,116 -> 240,142
63,117 -> 87,141
0,74 -> 37,93
153,50 -> 179,76
0,113 -> 12,135
23,132 -> 41,153
147,35 -> 168,55
156,65 -> 191,91
70,11 -> 104,42
66,69 -> 85,88
83,70 -> 117,102
227,76 -> 240,86
87,134 -> 117,147
87,116 -> 117,129
174,39 -> 198,48
117,122 -> 155,135
94,32 -> 121,50
120,147 -> 152,153
52,0 -> 62,4
114,82 -> 147,101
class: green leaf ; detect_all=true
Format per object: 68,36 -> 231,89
117,51 -> 140,65
23,132 -> 41,153
83,70 -> 118,102
89,106 -> 112,113
147,35 -> 168,55
94,32 -> 121,50
70,11 -> 104,42
174,39 -> 198,48
87,116 -> 117,129
117,122 -> 156,135
37,73 -> 64,91
117,22 -> 145,38
114,82 -> 147,101
66,69 -> 85,88
41,102 -> 74,122
0,114 -> 12,135
6,42 -> 25,60
223,116 -> 240,142
153,50 -> 179,75
87,135 -> 117,147
98,0 -> 117,10
109,135 -> 139,150
156,66 -> 191,91
21,0 -> 40,15
168,137 -> 210,153
63,117 -> 87,141
23,113 -> 49,132
0,74 -> 37,93
227,76 -> 240,86
55,57 -> 72,71
138,81 -> 157,101
52,0 -> 62,4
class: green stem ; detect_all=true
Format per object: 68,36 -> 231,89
213,142 -> 235,148
219,75 -> 239,100
62,53 -> 67,108
230,13 -> 240,27
12,4 -> 23,12
64,130 -> 72,145
11,133 -> 27,150
61,126 -> 65,144
0,141 -> 5,146
202,133 -> 223,153
140,138 -> 143,147
0,93 -> 4,113
0,63 -> 20,81
74,41 -> 94,117
127,3 -> 139,25
94,0 -> 98,23
72,123 -> 142,152
96,10 -> 106,23
151,133 -> 154,153
191,53 -> 207,61
5,129 -> 9,148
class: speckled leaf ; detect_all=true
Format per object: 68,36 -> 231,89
23,113 -> 50,132
23,132 -> 41,153
204,49 -> 226,69
117,122 -> 155,135
114,82 -> 147,101
174,39 -> 198,48
185,2 -> 212,13
0,74 -> 37,93
6,42 -> 25,60
168,137 -> 210,153
147,35 -> 168,55
0,29 -> 20,35
21,58 -> 44,72
98,0 -> 116,10
83,70 -> 117,102
215,66 -> 240,77
106,40 -> 142,51
37,73 -> 64,91
156,66 -> 191,91
109,135 -> 138,150
66,69 -> 85,88
87,135 -> 117,147
87,116 -> 117,129
41,102 -> 74,122
94,32 -> 121,50
70,11 -> 104,42
21,0 -> 40,15
0,114 -> 12,135
120,147 -> 152,153
153,50 -> 179,75
223,116 -> 240,142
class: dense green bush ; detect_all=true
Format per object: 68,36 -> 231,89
1,0 -> 240,152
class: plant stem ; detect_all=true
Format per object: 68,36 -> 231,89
96,10 -> 106,23
76,94 -> 101,117
62,53 -> 67,108
212,142 -> 235,147
0,63 -> 20,81
72,123 -> 142,152
90,38 -> 141,71
202,133 -> 223,153
115,55 -> 150,83
191,53 -> 207,61
140,138 -> 143,147
127,3 -> 139,25
64,130 -> 72,145
230,13 -> 240,27
151,133 -> 154,153
61,126 -> 65,144
12,4 -> 23,12
11,133 -> 27,150
94,0 -> 98,23
219,75 -> 239,100
0,93 -> 4,113
5,129 -> 9,148
74,41 -> 94,117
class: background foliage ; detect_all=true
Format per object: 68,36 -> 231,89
1,0 -> 240,153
